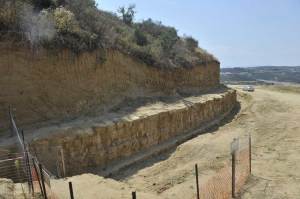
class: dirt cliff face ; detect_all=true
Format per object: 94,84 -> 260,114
29,89 -> 236,176
0,42 -> 220,131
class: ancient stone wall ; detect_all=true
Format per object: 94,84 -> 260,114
0,42 -> 220,131
29,89 -> 236,176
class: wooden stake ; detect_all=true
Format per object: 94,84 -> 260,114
232,151 -> 236,198
69,182 -> 74,199
132,191 -> 136,199
195,164 -> 200,199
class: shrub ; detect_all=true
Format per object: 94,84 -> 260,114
137,18 -> 179,54
184,36 -> 198,52
53,7 -> 79,33
64,0 -> 98,33
0,0 -> 217,68
0,1 -> 17,30
138,19 -> 173,37
132,47 -> 156,66
16,4 -> 57,45
134,29 -> 148,46
159,28 -> 178,52
0,0 -> 27,31
30,0 -> 54,10
52,0 -> 67,7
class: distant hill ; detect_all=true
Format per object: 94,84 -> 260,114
221,66 -> 300,84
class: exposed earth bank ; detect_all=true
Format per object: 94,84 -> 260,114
27,87 -> 236,176
0,42 -> 219,132
49,85 -> 300,199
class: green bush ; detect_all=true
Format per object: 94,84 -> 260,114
0,0 -> 26,31
138,19 -> 175,37
159,28 -> 178,52
30,0 -> 54,10
184,36 -> 198,52
134,29 -> 148,46
54,7 -> 78,33
0,0 -> 217,68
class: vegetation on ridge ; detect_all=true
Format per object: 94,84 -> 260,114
0,0 -> 217,68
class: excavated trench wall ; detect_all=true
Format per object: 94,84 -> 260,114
29,89 -> 237,176
0,42 -> 219,131
0,41 -> 237,177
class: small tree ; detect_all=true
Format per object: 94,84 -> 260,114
118,4 -> 136,25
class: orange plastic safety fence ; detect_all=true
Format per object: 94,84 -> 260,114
199,138 -> 250,199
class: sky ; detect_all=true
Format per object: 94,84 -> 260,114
97,0 -> 300,68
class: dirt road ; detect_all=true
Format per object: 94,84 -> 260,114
52,85 -> 300,199
240,85 -> 300,199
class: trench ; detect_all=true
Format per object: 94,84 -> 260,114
27,88 -> 238,178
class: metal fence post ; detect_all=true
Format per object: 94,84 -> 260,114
232,150 -> 236,198
39,164 -> 48,199
8,106 -> 14,137
33,158 -> 44,197
249,134 -> 252,174
195,164 -> 200,199
132,191 -> 136,199
25,150 -> 34,194
22,130 -> 34,194
69,181 -> 74,199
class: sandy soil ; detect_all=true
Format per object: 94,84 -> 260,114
51,85 -> 300,199
240,85 -> 300,199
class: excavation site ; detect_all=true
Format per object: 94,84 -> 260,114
1,1 -> 300,199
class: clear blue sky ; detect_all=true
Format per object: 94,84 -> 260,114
97,0 -> 300,68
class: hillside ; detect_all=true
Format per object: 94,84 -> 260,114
0,0 -> 222,132
0,0 -> 216,69
221,66 -> 300,84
